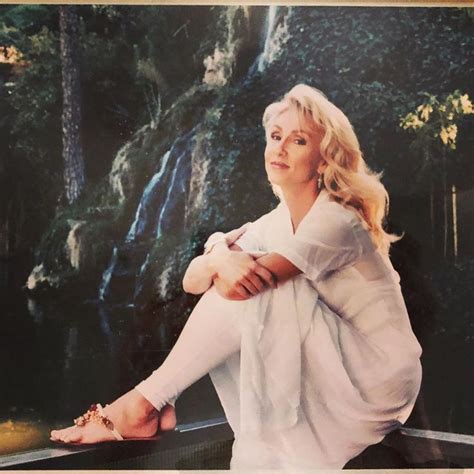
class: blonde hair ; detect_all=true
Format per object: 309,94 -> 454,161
262,84 -> 400,254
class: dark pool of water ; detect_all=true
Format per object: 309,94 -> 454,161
0,258 -> 184,456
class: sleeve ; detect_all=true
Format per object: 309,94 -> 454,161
232,218 -> 267,252
272,202 -> 375,282
203,209 -> 275,255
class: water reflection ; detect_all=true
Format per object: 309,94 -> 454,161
0,419 -> 46,456
64,327 -> 78,371
0,263 -> 8,288
98,304 -> 116,356
27,298 -> 44,326
1,265 -> 176,456
158,321 -> 171,349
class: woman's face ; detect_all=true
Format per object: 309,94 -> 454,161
264,107 -> 324,191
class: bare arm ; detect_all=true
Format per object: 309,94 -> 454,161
183,218 -> 302,300
182,224 -> 249,295
212,248 -> 302,301
182,242 -> 227,295
183,241 -> 277,297
255,252 -> 302,283
183,237 -> 303,300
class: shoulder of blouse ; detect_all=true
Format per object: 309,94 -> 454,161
310,199 -> 376,253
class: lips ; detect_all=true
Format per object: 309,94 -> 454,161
270,161 -> 289,169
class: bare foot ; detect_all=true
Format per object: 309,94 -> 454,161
159,403 -> 177,432
50,389 -> 176,444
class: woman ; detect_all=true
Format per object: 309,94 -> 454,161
51,84 -> 422,469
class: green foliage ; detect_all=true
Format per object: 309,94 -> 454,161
400,89 -> 473,150
260,7 -> 473,193
0,5 -> 214,256
0,8 -> 61,249
8,26 -> 61,152
0,5 -> 57,44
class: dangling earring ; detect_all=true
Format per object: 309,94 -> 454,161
317,173 -> 324,191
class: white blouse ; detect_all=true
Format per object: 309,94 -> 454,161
207,189 -> 422,469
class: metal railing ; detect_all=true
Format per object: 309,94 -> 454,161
1,421 -> 473,470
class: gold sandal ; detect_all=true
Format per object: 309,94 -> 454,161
51,403 -> 160,445
73,403 -> 124,441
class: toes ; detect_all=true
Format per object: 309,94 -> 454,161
63,432 -> 80,444
50,428 -> 67,442
50,426 -> 79,444
61,434 -> 73,444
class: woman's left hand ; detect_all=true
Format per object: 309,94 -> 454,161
213,276 -> 251,300
210,248 -> 276,300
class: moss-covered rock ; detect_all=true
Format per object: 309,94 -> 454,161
26,263 -> 60,291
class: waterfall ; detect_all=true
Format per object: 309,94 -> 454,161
99,246 -> 118,301
134,130 -> 194,302
133,252 -> 150,301
126,150 -> 172,243
156,147 -> 190,239
247,6 -> 290,76
257,6 -> 278,72
131,148 -> 187,300
98,305 -> 117,355
98,127 -> 197,304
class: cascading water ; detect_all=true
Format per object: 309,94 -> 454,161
99,246 -> 118,301
97,6 -> 285,306
133,131 -> 195,301
248,6 -> 291,76
257,6 -> 279,72
155,146 -> 192,240
98,128 -> 197,305
126,150 -> 172,243
133,253 -> 150,301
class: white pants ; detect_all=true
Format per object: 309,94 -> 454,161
135,286 -> 242,410
135,283 -> 421,469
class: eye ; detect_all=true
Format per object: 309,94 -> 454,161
270,132 -> 281,141
294,137 -> 307,145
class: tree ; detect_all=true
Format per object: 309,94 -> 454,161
59,5 -> 85,204
400,90 -> 473,259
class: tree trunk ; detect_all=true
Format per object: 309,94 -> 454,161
427,150 -> 435,252
430,179 -> 435,252
442,148 -> 448,259
452,184 -> 458,262
59,5 -> 85,204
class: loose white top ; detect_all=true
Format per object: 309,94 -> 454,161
208,189 -> 422,469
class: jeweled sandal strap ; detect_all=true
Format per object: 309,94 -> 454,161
73,403 -> 124,441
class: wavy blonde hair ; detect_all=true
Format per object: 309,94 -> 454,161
262,84 -> 400,254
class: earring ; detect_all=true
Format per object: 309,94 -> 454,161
317,173 -> 324,191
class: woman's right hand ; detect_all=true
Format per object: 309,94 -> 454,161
209,245 -> 277,300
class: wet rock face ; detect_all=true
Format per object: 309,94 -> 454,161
187,132 -> 211,224
203,48 -> 234,87
26,264 -> 60,291
109,124 -> 152,204
202,6 -> 276,87
109,142 -> 133,204
66,220 -> 87,270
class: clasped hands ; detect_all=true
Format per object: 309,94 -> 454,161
209,244 -> 277,301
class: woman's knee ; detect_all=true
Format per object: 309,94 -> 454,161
191,285 -> 241,319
